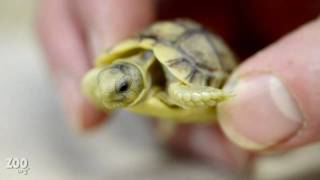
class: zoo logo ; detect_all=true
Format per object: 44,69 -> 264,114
5,157 -> 30,175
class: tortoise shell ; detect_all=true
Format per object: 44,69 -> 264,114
96,19 -> 237,87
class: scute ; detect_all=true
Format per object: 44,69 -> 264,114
153,43 -> 205,86
140,21 -> 186,42
94,19 -> 237,88
176,31 -> 223,71
206,33 -> 237,73
95,38 -> 156,67
151,20 -> 237,87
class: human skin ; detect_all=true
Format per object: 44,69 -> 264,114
37,0 -> 320,170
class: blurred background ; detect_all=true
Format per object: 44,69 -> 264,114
1,0 -> 320,179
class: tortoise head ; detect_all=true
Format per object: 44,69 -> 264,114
96,62 -> 144,109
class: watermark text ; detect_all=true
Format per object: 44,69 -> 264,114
5,157 -> 30,175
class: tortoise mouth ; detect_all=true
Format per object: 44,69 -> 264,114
101,92 -> 138,109
102,99 -> 126,109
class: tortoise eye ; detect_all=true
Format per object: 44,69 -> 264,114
117,81 -> 130,93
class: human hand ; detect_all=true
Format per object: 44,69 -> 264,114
37,0 -> 320,171
37,0 -> 155,128
218,15 -> 320,151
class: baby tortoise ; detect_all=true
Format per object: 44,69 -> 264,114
82,19 -> 237,124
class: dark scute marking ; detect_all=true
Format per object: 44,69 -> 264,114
167,58 -> 189,67
176,30 -> 221,72
202,32 -> 226,70
138,34 -> 158,41
225,69 -> 233,74
173,28 -> 205,44
205,76 -> 213,86
176,46 -> 215,75
195,62 -> 218,71
186,69 -> 198,83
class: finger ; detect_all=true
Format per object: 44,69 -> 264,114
78,0 -> 154,126
37,0 -> 106,129
218,17 -> 320,151
163,123 -> 253,173
75,0 -> 155,52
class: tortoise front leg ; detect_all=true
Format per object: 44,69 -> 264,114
168,82 -> 233,109
156,91 -> 180,107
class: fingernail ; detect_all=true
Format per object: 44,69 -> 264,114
218,74 -> 303,150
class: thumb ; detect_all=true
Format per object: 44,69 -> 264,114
218,17 -> 320,151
